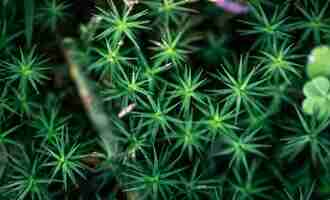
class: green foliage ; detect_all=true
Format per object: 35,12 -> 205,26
240,2 -> 291,48
90,39 -> 132,79
37,0 -> 71,32
0,148 -> 50,200
228,161 -> 271,200
169,113 -> 208,160
177,160 -> 221,200
102,66 -> 149,106
212,128 -> 269,170
24,0 -> 35,47
140,59 -> 172,87
291,0 -> 330,44
113,118 -> 150,160
200,34 -> 228,65
151,22 -> 200,67
1,0 -> 330,199
0,124 -> 20,146
280,108 -> 330,169
96,2 -> 149,47
144,0 -> 195,25
196,97 -> 237,137
135,88 -> 179,139
0,47 -> 50,94
41,128 -> 87,191
306,45 -> 330,78
302,76 -> 330,119
282,182 -> 315,200
123,148 -> 185,200
167,67 -> 207,115
0,20 -> 21,53
210,56 -> 270,121
12,88 -> 38,117
257,41 -> 302,84
0,86 -> 14,119
31,106 -> 69,144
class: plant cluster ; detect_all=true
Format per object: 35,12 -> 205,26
0,0 -> 330,199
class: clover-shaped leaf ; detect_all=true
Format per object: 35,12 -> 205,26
302,76 -> 330,119
307,46 -> 330,79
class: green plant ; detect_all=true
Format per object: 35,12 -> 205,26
0,47 -> 49,94
151,22 -> 200,67
240,2 -> 291,49
0,124 -> 20,147
200,34 -> 229,65
140,59 -> 172,88
256,41 -> 302,84
302,76 -> 330,119
212,128 -> 269,170
12,88 -> 38,117
228,161 -> 271,200
167,67 -> 207,115
1,148 -> 51,200
135,87 -> 179,139
1,0 -> 330,199
0,86 -> 14,119
41,128 -> 87,191
177,160 -> 221,200
210,56 -> 270,121
196,97 -> 237,137
96,2 -> 149,47
24,0 -> 35,47
123,147 -> 185,200
168,113 -> 208,160
291,0 -> 330,45
102,66 -> 149,107
143,0 -> 195,25
113,118 -> 150,160
90,39 -> 132,79
0,20 -> 21,53
37,0 -> 71,32
282,183 -> 315,200
31,106 -> 69,144
306,45 -> 330,78
280,107 -> 330,169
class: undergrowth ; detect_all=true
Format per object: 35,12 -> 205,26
0,0 -> 330,199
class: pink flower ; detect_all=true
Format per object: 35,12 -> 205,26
214,0 -> 249,14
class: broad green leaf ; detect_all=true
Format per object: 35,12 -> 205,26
303,76 -> 330,97
302,76 -> 330,119
307,46 -> 330,78
303,98 -> 327,115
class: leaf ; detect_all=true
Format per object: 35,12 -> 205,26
302,98 -> 327,115
24,0 -> 35,47
303,76 -> 330,97
0,144 -> 7,179
302,76 -> 330,119
307,46 -> 330,79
